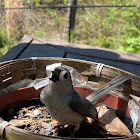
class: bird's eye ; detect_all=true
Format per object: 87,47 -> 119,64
64,73 -> 68,79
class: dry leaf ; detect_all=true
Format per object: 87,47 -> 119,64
9,119 -> 27,126
95,104 -> 132,137
51,120 -> 59,127
10,118 -> 50,126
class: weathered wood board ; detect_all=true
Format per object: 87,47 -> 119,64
1,35 -> 140,76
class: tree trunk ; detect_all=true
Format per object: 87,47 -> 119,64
62,0 -> 77,41
5,0 -> 21,40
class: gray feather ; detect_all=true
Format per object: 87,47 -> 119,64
69,90 -> 97,120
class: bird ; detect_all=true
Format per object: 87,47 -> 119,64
40,66 -> 97,132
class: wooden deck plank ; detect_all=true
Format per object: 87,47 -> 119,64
0,35 -> 33,62
32,36 -> 140,65
1,35 -> 140,77
18,39 -> 65,59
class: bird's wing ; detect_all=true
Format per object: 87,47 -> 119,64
69,91 -> 97,119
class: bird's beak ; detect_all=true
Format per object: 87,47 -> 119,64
49,71 -> 59,82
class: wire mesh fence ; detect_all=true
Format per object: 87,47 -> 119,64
0,0 -> 140,57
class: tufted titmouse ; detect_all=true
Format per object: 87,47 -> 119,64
40,66 -> 97,131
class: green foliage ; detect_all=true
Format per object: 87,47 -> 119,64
33,0 -> 41,7
34,29 -> 49,38
0,30 -> 7,48
0,30 -> 9,57
0,0 -> 140,58
118,36 -> 140,53
72,2 -> 140,54
117,25 -> 140,53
